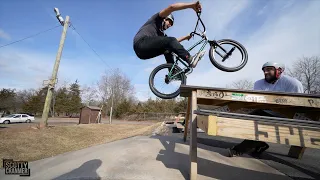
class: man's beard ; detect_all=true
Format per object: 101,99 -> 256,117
265,75 -> 277,83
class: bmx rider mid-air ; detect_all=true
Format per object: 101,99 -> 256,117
133,1 -> 203,68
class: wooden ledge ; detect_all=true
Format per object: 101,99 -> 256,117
197,114 -> 320,149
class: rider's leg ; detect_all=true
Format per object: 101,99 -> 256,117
164,51 -> 181,80
164,51 -> 176,74
161,37 -> 202,68
134,36 -> 196,65
164,51 -> 174,64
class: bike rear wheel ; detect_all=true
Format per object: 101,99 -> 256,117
209,39 -> 248,72
149,63 -> 186,99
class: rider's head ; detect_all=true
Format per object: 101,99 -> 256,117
162,14 -> 174,30
262,61 -> 285,83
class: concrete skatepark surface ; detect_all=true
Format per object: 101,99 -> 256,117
0,135 -> 291,180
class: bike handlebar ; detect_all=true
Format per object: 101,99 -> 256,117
190,12 -> 206,38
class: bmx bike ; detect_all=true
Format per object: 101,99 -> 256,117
149,12 -> 248,99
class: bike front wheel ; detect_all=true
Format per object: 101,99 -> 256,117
149,63 -> 186,99
209,39 -> 248,72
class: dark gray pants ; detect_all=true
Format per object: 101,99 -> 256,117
133,36 -> 191,64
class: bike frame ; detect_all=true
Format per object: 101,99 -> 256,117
167,12 -> 210,79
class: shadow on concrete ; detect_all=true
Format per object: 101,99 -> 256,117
256,152 -> 320,180
196,135 -> 320,180
173,133 -> 320,180
197,137 -> 238,149
150,135 -> 292,180
52,159 -> 102,180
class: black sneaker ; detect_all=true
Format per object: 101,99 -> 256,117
228,148 -> 243,157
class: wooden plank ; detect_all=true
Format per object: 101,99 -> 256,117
197,115 -> 209,134
183,97 -> 191,142
208,115 -> 218,135
189,91 -> 198,180
196,89 -> 320,108
180,84 -> 320,98
197,115 -> 218,135
198,115 -> 320,149
218,121 -> 320,134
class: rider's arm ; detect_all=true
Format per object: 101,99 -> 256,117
159,2 -> 200,18
177,34 -> 191,42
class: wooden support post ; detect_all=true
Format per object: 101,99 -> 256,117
190,90 -> 198,180
184,97 -> 192,142
288,146 -> 306,159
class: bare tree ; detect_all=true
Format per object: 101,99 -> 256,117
81,84 -> 99,106
227,79 -> 254,90
287,56 -> 320,94
96,68 -> 135,115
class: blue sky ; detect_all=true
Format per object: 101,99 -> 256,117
0,0 -> 319,101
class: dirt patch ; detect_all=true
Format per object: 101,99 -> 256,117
0,122 -> 161,168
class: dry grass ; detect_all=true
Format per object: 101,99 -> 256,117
0,122 -> 161,168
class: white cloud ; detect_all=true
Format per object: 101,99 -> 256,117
0,48 -> 107,90
0,28 -> 11,40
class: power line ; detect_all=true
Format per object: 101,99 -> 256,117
70,23 -> 112,70
0,24 -> 61,49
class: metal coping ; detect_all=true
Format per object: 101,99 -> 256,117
195,109 -> 320,128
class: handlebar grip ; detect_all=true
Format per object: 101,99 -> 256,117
188,32 -> 195,41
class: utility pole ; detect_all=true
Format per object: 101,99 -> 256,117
109,88 -> 114,124
52,89 -> 56,118
40,8 -> 70,128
